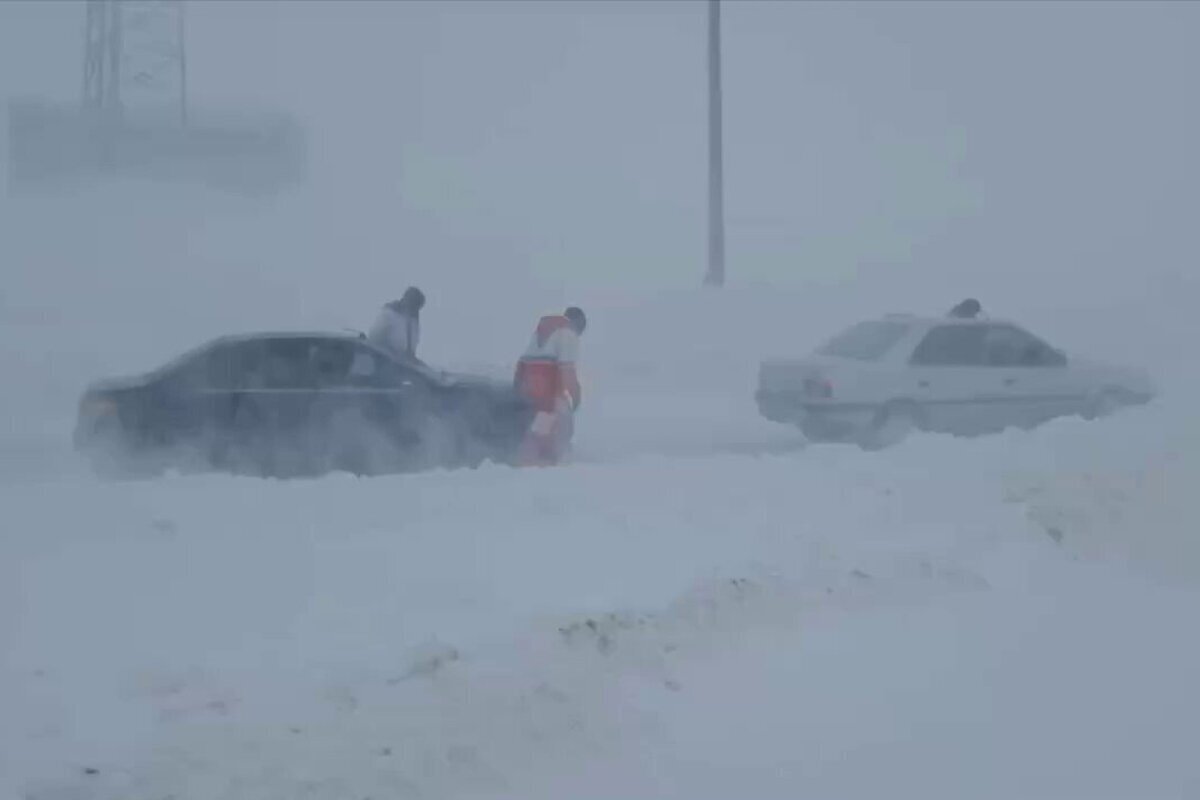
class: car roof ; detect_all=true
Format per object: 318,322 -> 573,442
877,314 -> 1015,327
211,331 -> 365,345
188,330 -> 444,382
147,331 -> 371,377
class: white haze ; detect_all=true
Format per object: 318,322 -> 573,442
3,1 -> 1200,798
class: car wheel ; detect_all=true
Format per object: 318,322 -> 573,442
410,413 -> 466,471
456,401 -> 496,469
799,420 -> 841,443
335,441 -> 375,477
84,420 -> 163,480
87,447 -> 163,481
223,400 -> 275,477
859,401 -> 922,451
458,434 -> 490,469
320,407 -> 399,476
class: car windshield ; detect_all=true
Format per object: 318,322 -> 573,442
147,338 -> 221,380
816,320 -> 910,361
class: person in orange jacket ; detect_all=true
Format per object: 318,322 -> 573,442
513,306 -> 586,466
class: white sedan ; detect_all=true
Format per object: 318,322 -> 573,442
756,314 -> 1155,449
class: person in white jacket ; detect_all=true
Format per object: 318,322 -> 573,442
368,287 -> 425,361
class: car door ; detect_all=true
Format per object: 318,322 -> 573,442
149,344 -> 216,451
980,324 -> 1077,428
357,348 -> 440,451
154,339 -> 261,457
307,340 -> 435,470
906,323 -> 1004,435
239,338 -> 322,470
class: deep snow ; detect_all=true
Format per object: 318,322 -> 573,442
5,2 -> 1200,797
3,184 -> 1200,799
4,370 -> 1200,798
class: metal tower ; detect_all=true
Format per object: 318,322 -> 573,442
82,0 -> 187,124
6,0 -> 301,195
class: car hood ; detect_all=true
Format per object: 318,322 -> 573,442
434,370 -> 517,395
1069,356 -> 1157,396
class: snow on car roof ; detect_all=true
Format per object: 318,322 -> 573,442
877,314 -> 1009,326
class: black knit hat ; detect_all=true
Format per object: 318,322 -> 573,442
564,306 -> 587,334
402,286 -> 426,311
948,298 -> 981,319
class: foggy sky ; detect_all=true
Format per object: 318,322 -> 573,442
2,0 -> 1197,295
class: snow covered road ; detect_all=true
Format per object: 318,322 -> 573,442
7,0 -> 1200,789
5,391 -> 1200,799
3,259 -> 1198,798
4,143 -> 1199,800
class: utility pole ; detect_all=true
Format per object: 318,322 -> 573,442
177,0 -> 188,126
704,0 -> 726,287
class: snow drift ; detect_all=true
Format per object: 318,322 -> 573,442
5,393 -> 1200,798
5,2 -> 1200,797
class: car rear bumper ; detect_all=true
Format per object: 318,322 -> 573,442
755,390 -> 877,441
73,392 -> 125,452
73,413 -> 105,452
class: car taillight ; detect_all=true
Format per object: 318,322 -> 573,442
803,377 -> 833,399
81,394 -> 118,420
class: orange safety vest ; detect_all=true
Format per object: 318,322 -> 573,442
514,315 -> 581,413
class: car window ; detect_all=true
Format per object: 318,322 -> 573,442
215,341 -> 269,389
169,337 -> 431,391
304,340 -> 425,389
309,340 -> 357,387
910,324 -> 987,366
344,346 -> 382,385
171,340 -> 264,390
313,341 -> 405,388
983,325 -> 1064,367
165,347 -> 215,390
358,345 -> 428,388
816,321 -> 911,361
259,339 -> 319,389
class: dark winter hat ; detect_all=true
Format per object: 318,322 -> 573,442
402,286 -> 426,311
949,298 -> 981,318
564,306 -> 587,334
